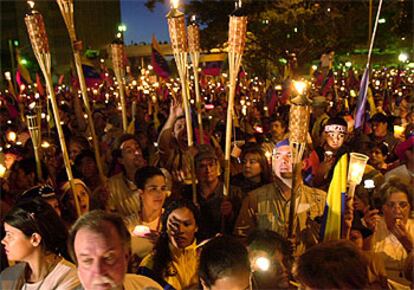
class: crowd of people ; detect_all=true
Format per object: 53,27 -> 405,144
0,61 -> 413,289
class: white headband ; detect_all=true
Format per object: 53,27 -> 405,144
325,124 -> 346,133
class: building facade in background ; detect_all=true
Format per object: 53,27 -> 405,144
0,0 -> 120,86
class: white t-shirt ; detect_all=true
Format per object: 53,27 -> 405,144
21,258 -> 80,290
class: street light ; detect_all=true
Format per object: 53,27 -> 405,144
117,24 -> 127,32
398,52 -> 408,63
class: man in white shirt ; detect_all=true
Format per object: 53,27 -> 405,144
68,210 -> 162,290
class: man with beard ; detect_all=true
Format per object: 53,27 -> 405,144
107,134 -> 147,225
68,210 -> 162,290
234,139 -> 326,255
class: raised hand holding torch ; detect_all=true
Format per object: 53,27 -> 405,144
166,0 -> 198,206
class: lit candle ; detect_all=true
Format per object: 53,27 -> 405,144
348,153 -> 369,186
4,72 -> 11,81
394,125 -> 405,138
265,151 -> 272,164
6,131 -> 17,143
0,164 -> 6,178
133,225 -> 151,237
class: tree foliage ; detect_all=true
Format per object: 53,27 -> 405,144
146,0 -> 412,78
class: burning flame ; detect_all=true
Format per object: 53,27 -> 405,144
27,0 -> 35,9
171,0 -> 179,9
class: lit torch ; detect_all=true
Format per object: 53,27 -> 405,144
56,0 -> 106,183
166,0 -> 197,205
224,1 -> 247,197
287,80 -> 311,238
187,15 -> 204,144
111,41 -> 128,132
25,1 -> 80,216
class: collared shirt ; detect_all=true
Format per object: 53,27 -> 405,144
234,182 -> 326,256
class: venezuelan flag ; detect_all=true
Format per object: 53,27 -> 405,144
320,154 -> 348,241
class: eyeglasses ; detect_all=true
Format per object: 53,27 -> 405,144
385,201 -> 409,209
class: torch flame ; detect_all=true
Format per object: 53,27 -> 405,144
27,0 -> 35,9
4,72 -> 11,81
293,80 -> 306,95
171,0 -> 179,9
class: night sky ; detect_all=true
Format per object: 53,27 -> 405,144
121,0 -> 171,45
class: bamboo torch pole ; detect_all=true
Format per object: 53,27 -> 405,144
26,112 -> 42,181
111,41 -> 128,132
166,0 -> 198,206
187,16 -> 204,144
223,4 -> 247,197
25,2 -> 81,216
56,0 -> 106,183
287,81 -> 311,238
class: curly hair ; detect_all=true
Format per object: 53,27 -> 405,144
378,177 -> 414,209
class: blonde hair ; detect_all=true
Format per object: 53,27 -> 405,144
60,178 -> 91,200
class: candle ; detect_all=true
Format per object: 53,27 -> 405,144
133,225 -> 151,237
265,151 -> 272,164
393,125 -> 405,138
0,164 -> 6,178
348,153 -> 369,186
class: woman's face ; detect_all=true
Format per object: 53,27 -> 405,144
173,118 -> 187,148
140,175 -> 168,212
370,148 -> 385,166
167,207 -> 197,249
242,153 -> 262,181
383,191 -> 411,228
324,131 -> 345,150
69,184 -> 90,214
1,223 -> 35,261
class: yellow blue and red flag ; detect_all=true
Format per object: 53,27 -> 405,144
320,154 -> 348,241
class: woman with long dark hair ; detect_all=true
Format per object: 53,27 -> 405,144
138,199 -> 200,289
231,145 -> 273,196
0,198 -> 80,289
